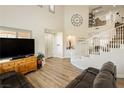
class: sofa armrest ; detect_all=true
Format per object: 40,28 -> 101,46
16,73 -> 34,88
66,67 -> 99,88
0,71 -> 33,88
87,67 -> 99,75
0,71 -> 16,80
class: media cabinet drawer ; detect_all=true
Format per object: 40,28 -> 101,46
1,62 -> 14,67
1,62 -> 15,73
15,64 -> 28,74
27,62 -> 37,71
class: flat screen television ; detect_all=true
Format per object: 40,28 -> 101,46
0,38 -> 35,59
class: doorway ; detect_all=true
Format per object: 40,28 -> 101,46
45,32 -> 54,58
45,29 -> 63,58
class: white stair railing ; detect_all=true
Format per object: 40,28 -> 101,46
86,23 -> 124,56
87,24 -> 124,55
116,24 -> 124,48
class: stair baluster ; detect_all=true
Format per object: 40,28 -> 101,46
88,24 -> 124,55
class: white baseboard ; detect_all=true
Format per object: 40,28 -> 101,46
60,57 -> 70,59
117,74 -> 124,78
52,56 -> 70,59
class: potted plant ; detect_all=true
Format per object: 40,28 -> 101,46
37,53 -> 45,69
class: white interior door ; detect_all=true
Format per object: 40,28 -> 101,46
54,32 -> 63,58
45,33 -> 54,58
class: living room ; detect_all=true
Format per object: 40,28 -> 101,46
0,0 -> 124,91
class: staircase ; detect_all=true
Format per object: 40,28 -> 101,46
108,25 -> 124,48
71,24 -> 124,78
88,24 -> 124,55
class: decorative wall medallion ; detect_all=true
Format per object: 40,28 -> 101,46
71,13 -> 83,27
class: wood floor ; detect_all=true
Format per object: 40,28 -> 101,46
25,57 -> 124,88
25,58 -> 82,88
117,78 -> 124,88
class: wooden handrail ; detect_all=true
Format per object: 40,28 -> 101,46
115,23 -> 124,28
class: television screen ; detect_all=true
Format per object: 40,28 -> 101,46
0,38 -> 35,59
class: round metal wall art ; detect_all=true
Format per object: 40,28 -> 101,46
71,13 -> 83,27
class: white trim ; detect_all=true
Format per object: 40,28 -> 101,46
117,74 -> 124,78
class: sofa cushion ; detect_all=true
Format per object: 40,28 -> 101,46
101,62 -> 115,75
93,71 -> 115,88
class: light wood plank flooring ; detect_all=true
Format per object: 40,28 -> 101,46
117,78 -> 124,88
25,58 -> 82,88
25,57 -> 124,88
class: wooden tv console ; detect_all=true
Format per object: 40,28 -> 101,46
0,56 -> 37,74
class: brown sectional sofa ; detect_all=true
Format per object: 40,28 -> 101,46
0,71 -> 33,88
66,61 -> 116,88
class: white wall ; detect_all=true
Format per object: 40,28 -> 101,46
64,6 -> 89,57
0,5 -> 64,56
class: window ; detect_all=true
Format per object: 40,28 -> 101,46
0,30 -> 16,38
18,31 -> 31,39
0,26 -> 31,39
